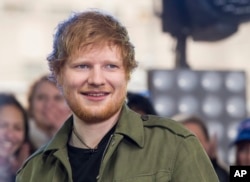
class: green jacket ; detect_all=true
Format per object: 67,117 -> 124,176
16,105 -> 219,182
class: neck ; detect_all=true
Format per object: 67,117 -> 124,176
72,126 -> 99,149
35,121 -> 55,137
70,111 -> 120,148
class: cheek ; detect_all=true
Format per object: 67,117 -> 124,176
33,100 -> 43,111
62,68 -> 83,85
62,76 -> 81,91
9,130 -> 25,152
113,74 -> 127,87
17,130 -> 25,144
0,128 -> 6,139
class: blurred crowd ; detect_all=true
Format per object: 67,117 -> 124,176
0,74 -> 71,182
0,77 -> 249,181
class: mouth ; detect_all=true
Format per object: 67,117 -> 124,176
81,91 -> 110,101
0,140 -> 13,156
83,92 -> 109,96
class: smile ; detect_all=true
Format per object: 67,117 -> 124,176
86,92 -> 107,96
82,92 -> 110,99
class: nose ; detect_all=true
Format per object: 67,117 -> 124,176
44,97 -> 55,109
88,67 -> 105,86
4,126 -> 16,141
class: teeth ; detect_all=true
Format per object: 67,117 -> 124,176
0,141 -> 12,156
1,141 -> 12,148
88,93 -> 105,96
0,141 -> 13,152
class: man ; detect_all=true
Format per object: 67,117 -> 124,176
175,114 -> 229,182
232,118 -> 250,166
16,9 -> 219,182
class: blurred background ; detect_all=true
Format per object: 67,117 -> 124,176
1,0 -> 250,164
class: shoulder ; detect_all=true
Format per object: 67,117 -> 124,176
123,105 -> 193,139
141,114 -> 194,138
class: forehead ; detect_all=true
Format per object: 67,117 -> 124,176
184,122 -> 204,135
71,43 -> 122,61
0,105 -> 24,125
34,81 -> 59,94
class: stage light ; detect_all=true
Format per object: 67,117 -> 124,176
202,95 -> 223,118
152,71 -> 174,91
225,72 -> 245,93
148,69 -> 247,163
201,71 -> 223,92
177,70 -> 198,91
178,95 -> 199,114
226,96 -> 246,118
154,95 -> 176,116
160,0 -> 250,41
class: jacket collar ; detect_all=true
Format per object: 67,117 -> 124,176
115,104 -> 145,148
44,116 -> 73,152
43,104 -> 145,152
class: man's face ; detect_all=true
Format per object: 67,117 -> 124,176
59,44 -> 128,123
236,141 -> 250,166
183,122 -> 209,153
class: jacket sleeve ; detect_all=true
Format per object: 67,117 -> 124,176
171,136 -> 219,182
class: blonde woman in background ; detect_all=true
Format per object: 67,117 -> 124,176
27,75 -> 71,149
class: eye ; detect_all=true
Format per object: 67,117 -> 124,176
14,124 -> 24,132
75,64 -> 90,69
54,95 -> 65,102
35,94 -> 48,101
106,64 -> 118,70
34,93 -> 49,102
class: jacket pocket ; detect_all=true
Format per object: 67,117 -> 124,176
114,171 -> 171,182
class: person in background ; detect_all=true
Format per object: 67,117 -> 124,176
0,93 -> 34,182
27,75 -> 71,149
175,114 -> 229,182
232,118 -> 250,166
127,92 -> 158,115
16,9 -> 219,182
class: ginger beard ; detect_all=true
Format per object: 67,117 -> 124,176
63,86 -> 127,123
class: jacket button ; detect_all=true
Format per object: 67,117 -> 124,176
141,115 -> 149,121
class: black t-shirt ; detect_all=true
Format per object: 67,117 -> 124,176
68,126 -> 115,182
